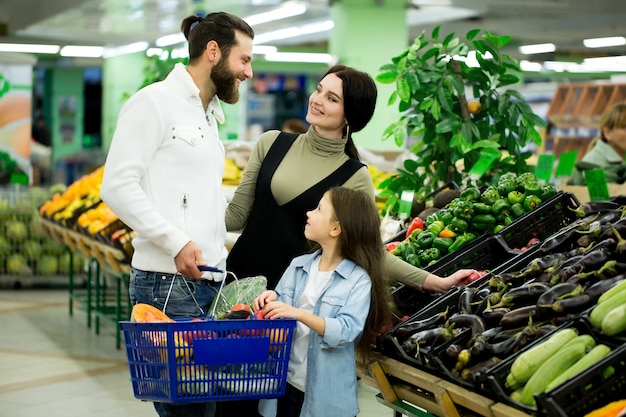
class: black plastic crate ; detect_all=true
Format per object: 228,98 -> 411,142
389,284 -> 442,322
376,288 -> 461,369
486,317 -> 624,416
495,192 -> 580,252
536,341 -> 626,417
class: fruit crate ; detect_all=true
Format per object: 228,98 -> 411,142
119,318 -> 297,403
485,317 -> 624,416
495,192 -> 580,253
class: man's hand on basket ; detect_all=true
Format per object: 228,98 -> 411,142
175,241 -> 205,279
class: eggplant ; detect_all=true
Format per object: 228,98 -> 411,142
536,282 -> 579,309
550,247 -> 611,284
551,293 -> 593,314
482,307 -> 511,325
401,327 -> 455,356
584,274 -> 625,302
447,313 -> 485,339
462,356 -> 502,384
499,305 -> 542,328
458,287 -> 477,314
393,308 -> 449,340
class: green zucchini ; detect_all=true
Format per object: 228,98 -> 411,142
597,278 -> 626,304
590,288 -> 626,329
561,334 -> 595,351
508,327 -> 577,385
544,344 -> 611,392
519,341 -> 587,406
601,303 -> 626,336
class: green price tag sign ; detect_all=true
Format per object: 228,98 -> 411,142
534,154 -> 555,183
468,153 -> 498,179
555,150 -> 579,178
584,169 -> 610,202
398,190 -> 414,219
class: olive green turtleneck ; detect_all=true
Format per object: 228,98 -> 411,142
225,126 -> 429,290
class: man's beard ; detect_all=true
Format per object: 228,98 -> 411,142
211,58 -> 240,104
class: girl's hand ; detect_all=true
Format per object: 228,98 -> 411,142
262,301 -> 298,319
253,290 -> 277,311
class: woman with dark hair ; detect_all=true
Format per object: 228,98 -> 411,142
226,64 -> 476,289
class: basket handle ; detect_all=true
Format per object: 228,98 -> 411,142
209,271 -> 238,318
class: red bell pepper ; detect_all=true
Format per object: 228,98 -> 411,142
405,217 -> 425,239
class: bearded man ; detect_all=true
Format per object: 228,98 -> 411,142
100,12 -> 254,417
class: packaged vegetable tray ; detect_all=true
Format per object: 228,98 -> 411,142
119,317 -> 297,403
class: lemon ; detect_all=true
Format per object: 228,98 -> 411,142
468,101 -> 481,115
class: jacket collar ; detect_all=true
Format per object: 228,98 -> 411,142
169,63 -> 225,124
292,249 -> 357,280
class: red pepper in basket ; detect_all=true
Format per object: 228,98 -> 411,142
385,241 -> 401,253
405,217 -> 425,239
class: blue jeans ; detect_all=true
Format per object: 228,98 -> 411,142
129,268 -> 221,319
129,268 -> 221,417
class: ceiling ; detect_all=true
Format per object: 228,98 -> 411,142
0,0 -> 625,64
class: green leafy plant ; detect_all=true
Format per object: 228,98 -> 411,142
376,26 -> 546,214
121,50 -> 187,101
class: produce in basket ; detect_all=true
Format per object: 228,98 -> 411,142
131,303 -> 174,323
209,276 -> 267,319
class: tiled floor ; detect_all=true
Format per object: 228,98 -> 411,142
0,287 -> 394,417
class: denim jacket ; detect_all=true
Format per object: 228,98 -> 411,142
274,249 -> 372,417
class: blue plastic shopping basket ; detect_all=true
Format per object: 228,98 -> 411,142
119,317 -> 296,403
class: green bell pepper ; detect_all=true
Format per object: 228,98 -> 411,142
427,220 -> 445,236
408,228 -> 424,243
540,184 -> 558,201
491,199 -> 511,216
472,202 -> 493,214
471,213 -> 497,231
497,178 -> 516,197
460,187 -> 481,201
510,202 -> 525,218
421,247 -> 442,264
437,208 -> 454,226
523,181 -> 543,197
453,200 -> 475,222
507,190 -> 525,205
416,231 -> 435,249
493,224 -> 505,233
518,172 -> 539,184
481,187 -> 501,205
450,217 -> 469,234
405,253 -> 422,267
523,194 -> 542,212
432,237 -> 454,255
448,232 -> 477,253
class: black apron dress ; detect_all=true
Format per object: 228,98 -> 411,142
226,131 -> 364,290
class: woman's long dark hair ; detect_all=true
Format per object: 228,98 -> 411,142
321,65 -> 378,161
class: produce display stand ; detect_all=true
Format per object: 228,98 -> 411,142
358,353 -> 531,417
39,217 -> 131,348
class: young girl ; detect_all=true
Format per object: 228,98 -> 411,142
253,186 -> 391,417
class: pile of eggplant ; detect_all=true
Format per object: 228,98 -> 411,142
386,198 -> 626,391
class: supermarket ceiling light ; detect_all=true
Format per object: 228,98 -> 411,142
518,43 -> 556,55
245,1 -> 307,26
103,42 -> 149,58
156,2 -> 307,48
254,20 -> 334,44
60,45 -> 104,58
583,36 -> 626,48
252,45 -> 278,55
264,52 -> 335,63
0,43 -> 60,54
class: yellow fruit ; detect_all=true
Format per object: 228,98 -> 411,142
468,101 -> 482,115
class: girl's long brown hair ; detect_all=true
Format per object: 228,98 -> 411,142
325,187 -> 391,361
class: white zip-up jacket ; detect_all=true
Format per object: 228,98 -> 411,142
101,63 -> 228,278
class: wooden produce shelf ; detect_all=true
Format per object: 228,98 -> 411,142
39,217 -> 131,348
358,353 -> 530,417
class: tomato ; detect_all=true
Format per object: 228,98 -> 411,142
253,310 -> 265,320
230,303 -> 251,312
